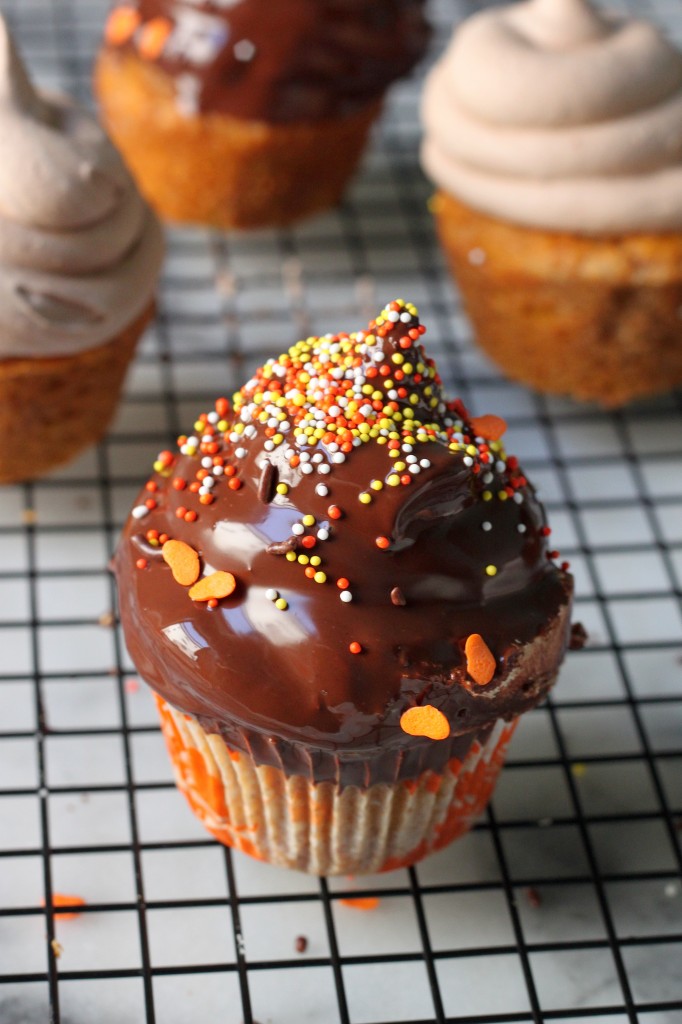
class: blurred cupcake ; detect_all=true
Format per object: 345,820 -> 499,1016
114,299 -> 573,875
0,15 -> 163,484
421,0 -> 682,407
94,0 -> 429,229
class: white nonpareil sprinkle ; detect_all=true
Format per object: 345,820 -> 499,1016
482,521 -> 492,532
340,590 -> 353,602
315,484 -> 329,497
292,523 -> 305,536
317,464 -> 331,475
265,588 -> 278,601
317,528 -> 330,541
517,524 -> 527,533
131,506 -> 150,519
301,463 -> 314,474
235,447 -> 247,459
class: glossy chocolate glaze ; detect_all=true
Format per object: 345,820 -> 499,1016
104,0 -> 429,120
114,302 -> 573,786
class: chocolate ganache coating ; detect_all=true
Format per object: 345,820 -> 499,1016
114,301 -> 572,787
104,0 -> 429,121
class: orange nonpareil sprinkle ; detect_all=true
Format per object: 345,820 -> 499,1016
189,571 -> 236,602
162,539 -> 200,587
104,6 -> 141,46
137,16 -> 172,60
470,414 -> 508,441
400,705 -> 450,741
42,893 -> 86,921
464,633 -> 496,686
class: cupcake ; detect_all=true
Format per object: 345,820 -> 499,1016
94,0 -> 429,229
114,299 -> 573,875
421,0 -> 682,407
0,16 -> 163,484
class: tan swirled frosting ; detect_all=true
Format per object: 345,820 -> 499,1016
0,16 -> 163,358
421,0 -> 682,234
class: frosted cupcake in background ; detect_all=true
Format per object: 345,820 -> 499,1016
0,16 -> 163,484
94,0 -> 429,229
421,0 -> 682,407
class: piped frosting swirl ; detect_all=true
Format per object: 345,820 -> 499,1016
0,16 -> 163,357
421,0 -> 682,234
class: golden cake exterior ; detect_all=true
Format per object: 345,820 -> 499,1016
421,0 -> 682,407
114,300 -> 573,875
95,1 -> 429,229
0,16 -> 163,483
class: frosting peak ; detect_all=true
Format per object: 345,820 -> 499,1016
421,0 -> 682,233
0,15 -> 163,357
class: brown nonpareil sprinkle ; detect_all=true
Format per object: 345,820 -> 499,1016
294,935 -> 308,953
390,586 -> 407,606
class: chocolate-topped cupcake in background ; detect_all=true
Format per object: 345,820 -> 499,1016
94,1 -> 429,229
0,15 -> 163,484
114,300 -> 573,875
421,0 -> 682,407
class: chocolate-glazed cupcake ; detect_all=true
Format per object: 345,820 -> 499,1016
94,1 -> 429,228
114,300 -> 573,874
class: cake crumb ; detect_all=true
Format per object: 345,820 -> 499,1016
50,939 -> 63,958
340,896 -> 380,911
569,622 -> 588,651
21,508 -> 38,525
98,611 -> 115,628
526,887 -> 542,908
294,934 -> 308,953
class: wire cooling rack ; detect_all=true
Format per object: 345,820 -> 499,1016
1,0 -> 681,1022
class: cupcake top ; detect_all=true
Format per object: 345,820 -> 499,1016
114,300 -> 572,785
0,16 -> 163,358
421,0 -> 682,234
102,0 -> 429,121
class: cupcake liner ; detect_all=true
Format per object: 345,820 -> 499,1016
155,694 -> 518,875
95,51 -> 380,229
0,303 -> 153,484
433,191 -> 682,407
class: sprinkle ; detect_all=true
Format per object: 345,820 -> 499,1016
400,705 -> 450,741
104,6 -> 141,46
275,598 -> 288,611
340,897 -> 380,911
470,415 -> 507,441
292,523 -> 305,536
258,461 -> 277,503
135,558 -> 148,570
315,484 -> 329,497
358,492 -> 372,504
485,564 -> 498,576
137,16 -> 172,60
349,641 -> 363,654
313,571 -> 327,584
189,571 -> 236,602
276,483 -> 289,496
317,528 -> 330,541
43,893 -> 86,921
328,505 -> 343,520
265,589 -> 279,601
295,935 -> 308,953
375,536 -> 390,550
517,524 -> 527,534
184,510 -> 198,523
131,505 -> 150,520
390,586 -> 406,607
464,634 -> 496,686
302,514 -> 316,527
162,540 -> 200,586
340,591 -> 352,603
481,521 -> 492,532
337,577 -> 350,589
228,478 -> 242,491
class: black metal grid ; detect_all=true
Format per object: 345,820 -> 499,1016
0,0 -> 681,1021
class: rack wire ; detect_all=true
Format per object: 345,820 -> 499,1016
0,0 -> 681,1021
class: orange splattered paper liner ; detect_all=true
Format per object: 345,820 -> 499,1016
154,694 -> 517,875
